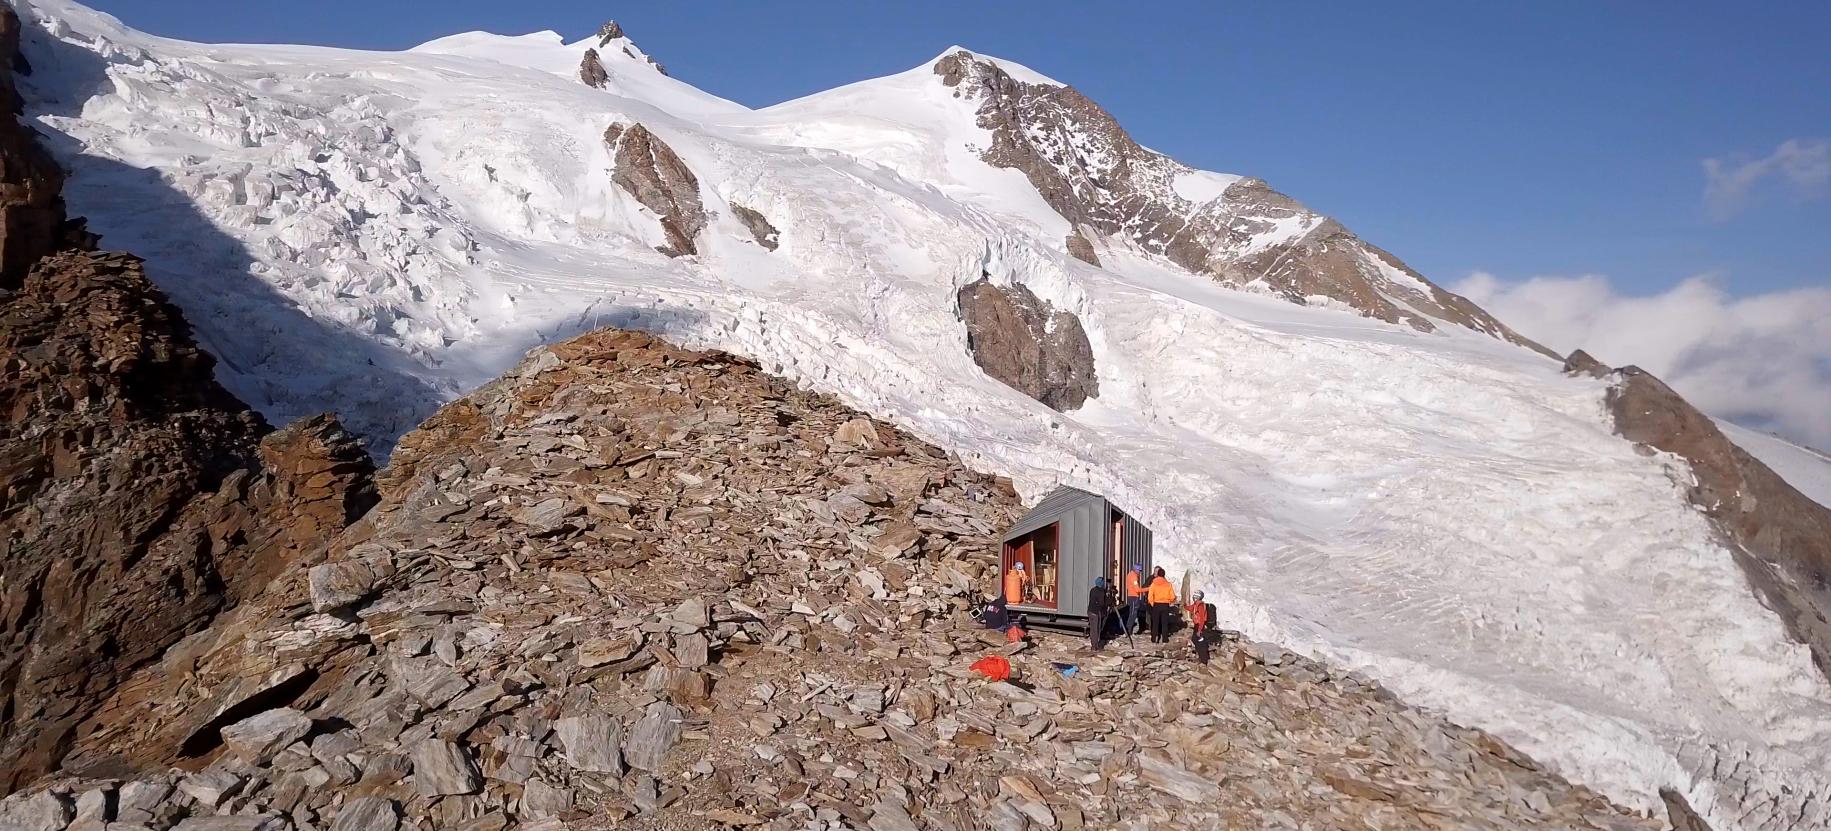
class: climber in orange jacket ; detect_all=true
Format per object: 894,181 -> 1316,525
1145,566 -> 1176,643
1003,561 -> 1029,605
1122,563 -> 1146,636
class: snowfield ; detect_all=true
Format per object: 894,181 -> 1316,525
14,2 -> 1831,827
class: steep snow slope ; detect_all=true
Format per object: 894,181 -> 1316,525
1720,421 -> 1831,510
12,2 -> 1831,827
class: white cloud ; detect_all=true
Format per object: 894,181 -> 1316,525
1702,138 -> 1831,220
1454,271 -> 1831,451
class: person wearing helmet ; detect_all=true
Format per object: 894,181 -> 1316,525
1003,561 -> 1029,605
1086,576 -> 1113,651
1185,589 -> 1213,663
1122,563 -> 1147,636
1146,566 -> 1177,643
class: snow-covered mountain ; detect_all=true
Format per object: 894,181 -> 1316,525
11,1 -> 1831,826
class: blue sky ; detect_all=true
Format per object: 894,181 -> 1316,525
84,0 -> 1830,300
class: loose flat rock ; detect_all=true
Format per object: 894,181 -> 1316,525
392,656 -> 470,707
523,779 -> 573,818
670,597 -> 710,629
308,559 -> 386,612
1138,753 -> 1219,802
412,739 -> 482,795
577,632 -> 642,668
623,702 -> 682,773
555,714 -> 625,774
832,417 -> 878,448
867,799 -> 921,831
178,768 -> 245,809
173,817 -> 287,831
330,797 -> 400,831
513,498 -> 580,535
220,707 -> 313,764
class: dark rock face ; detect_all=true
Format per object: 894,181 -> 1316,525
577,48 -> 608,89
1661,788 -> 1716,831
932,51 -> 1551,356
956,278 -> 1097,411
604,123 -> 705,257
730,203 -> 779,251
0,9 -> 376,794
0,7 -> 73,286
0,251 -> 377,795
1596,363 -> 1831,682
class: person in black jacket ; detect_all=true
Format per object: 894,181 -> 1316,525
976,596 -> 1011,631
1086,577 -> 1113,651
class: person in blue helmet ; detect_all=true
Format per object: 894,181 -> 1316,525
1086,576 -> 1113,651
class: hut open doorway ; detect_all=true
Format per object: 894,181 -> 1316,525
1002,522 -> 1060,609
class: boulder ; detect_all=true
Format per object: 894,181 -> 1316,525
0,790 -> 72,831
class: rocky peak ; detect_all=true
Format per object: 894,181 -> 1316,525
595,20 -> 625,47
604,122 -> 705,257
593,19 -> 668,76
932,50 -> 1552,356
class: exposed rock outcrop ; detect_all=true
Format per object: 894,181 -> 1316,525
0,6 -> 376,795
3,329 -> 1662,830
0,250 -> 377,796
576,48 -> 607,89
933,50 -> 1552,355
604,123 -> 705,257
1592,360 -> 1831,682
956,277 -> 1098,411
1064,231 -> 1100,266
0,5 -> 74,285
730,203 -> 779,251
1663,787 -> 1717,831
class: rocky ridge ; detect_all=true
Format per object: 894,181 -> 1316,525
0,329 -> 1676,831
0,3 -> 375,797
932,50 -> 1553,356
1569,351 -> 1831,690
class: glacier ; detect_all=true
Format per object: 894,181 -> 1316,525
12,1 -> 1831,827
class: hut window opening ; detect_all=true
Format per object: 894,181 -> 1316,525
1002,522 -> 1060,609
